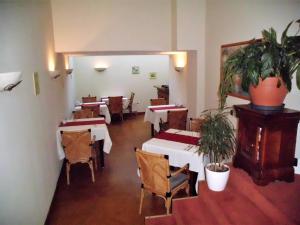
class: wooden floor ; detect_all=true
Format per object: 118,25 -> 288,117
46,114 -> 186,225
146,168 -> 300,225
46,115 -> 300,225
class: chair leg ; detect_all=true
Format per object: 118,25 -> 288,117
66,163 -> 70,185
139,188 -> 144,215
93,149 -> 98,171
88,161 -> 95,183
165,197 -> 172,214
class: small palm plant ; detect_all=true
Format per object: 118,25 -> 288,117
197,108 -> 236,172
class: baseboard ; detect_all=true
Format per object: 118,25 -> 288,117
145,214 -> 172,220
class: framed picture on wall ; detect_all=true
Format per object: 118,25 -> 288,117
33,72 -> 40,96
132,66 -> 140,74
220,40 -> 260,100
149,72 -> 157,79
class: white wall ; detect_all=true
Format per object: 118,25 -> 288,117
176,0 -> 206,115
169,51 -> 198,118
51,0 -> 172,52
73,55 -> 169,112
0,1 -> 72,224
176,0 -> 206,116
204,0 -> 300,172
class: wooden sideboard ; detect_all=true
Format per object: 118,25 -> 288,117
154,85 -> 169,104
233,104 -> 300,185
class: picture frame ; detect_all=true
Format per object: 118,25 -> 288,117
149,72 -> 157,79
33,72 -> 40,96
132,66 -> 140,74
220,40 -> 256,100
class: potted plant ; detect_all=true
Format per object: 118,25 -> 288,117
219,19 -> 300,110
197,108 -> 236,191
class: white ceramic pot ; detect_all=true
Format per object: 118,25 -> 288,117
205,163 -> 230,192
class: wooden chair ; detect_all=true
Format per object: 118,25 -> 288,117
82,95 -> 97,103
81,105 -> 100,117
73,108 -> 94,119
108,96 -> 123,121
160,109 -> 188,131
189,118 -> 205,132
124,92 -> 135,115
61,129 -> 97,185
135,148 -> 189,214
150,98 -> 167,106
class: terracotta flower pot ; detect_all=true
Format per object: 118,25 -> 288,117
249,77 -> 288,109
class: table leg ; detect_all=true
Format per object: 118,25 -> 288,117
189,171 -> 198,196
151,124 -> 154,137
98,140 -> 104,168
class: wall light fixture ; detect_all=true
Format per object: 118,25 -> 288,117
0,72 -> 22,91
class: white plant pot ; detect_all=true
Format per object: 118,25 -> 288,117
205,163 -> 230,192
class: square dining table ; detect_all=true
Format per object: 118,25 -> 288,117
141,128 -> 208,195
75,101 -> 111,124
56,117 -> 112,167
144,104 -> 188,136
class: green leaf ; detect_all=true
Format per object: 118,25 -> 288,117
281,21 -> 293,44
297,67 -> 300,90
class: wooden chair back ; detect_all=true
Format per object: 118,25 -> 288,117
81,105 -> 100,117
108,96 -> 123,114
82,95 -> 97,103
189,118 -> 204,132
135,149 -> 170,195
167,109 -> 188,130
73,108 -> 94,119
150,98 -> 167,106
61,130 -> 93,164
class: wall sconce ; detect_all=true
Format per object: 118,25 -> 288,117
94,67 -> 107,72
174,66 -> 184,72
65,69 -> 73,75
0,72 -> 22,91
49,70 -> 61,79
173,52 -> 187,73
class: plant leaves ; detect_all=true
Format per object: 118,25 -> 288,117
297,67 -> 300,90
281,21 -> 293,45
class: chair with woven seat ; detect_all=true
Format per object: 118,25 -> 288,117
150,98 -> 167,106
82,95 -> 97,103
73,108 -> 94,119
159,109 -> 188,131
81,105 -> 100,117
61,129 -> 97,185
108,96 -> 123,121
124,92 -> 135,115
189,117 -> 205,132
135,148 -> 189,214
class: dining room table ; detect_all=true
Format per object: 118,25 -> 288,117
56,117 -> 112,167
75,101 -> 111,124
141,128 -> 208,196
144,104 -> 188,136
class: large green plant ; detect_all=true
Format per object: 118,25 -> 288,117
219,19 -> 300,109
197,108 -> 236,172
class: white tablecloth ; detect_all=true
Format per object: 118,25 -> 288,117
144,105 -> 188,132
75,102 -> 111,124
141,129 -> 208,193
56,118 -> 112,160
101,97 -> 129,109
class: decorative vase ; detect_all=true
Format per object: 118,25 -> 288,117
249,77 -> 288,110
205,163 -> 230,192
